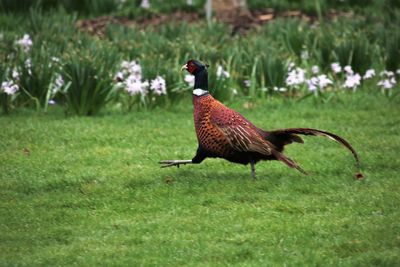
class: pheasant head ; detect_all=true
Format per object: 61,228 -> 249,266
181,59 -> 209,95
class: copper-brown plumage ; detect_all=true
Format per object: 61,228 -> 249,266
160,60 -> 363,179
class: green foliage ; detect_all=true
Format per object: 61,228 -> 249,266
260,54 -> 287,91
60,39 -> 120,116
0,1 -> 399,115
384,27 -> 400,72
334,33 -> 373,74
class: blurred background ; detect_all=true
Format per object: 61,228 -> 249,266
1,0 -> 399,115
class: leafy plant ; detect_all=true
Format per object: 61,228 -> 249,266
61,40 -> 120,116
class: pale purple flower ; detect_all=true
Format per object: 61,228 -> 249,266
140,0 -> 150,9
150,76 -> 167,95
15,34 -> 33,52
363,69 -> 375,79
54,74 -> 64,89
306,79 -> 317,91
1,80 -> 19,95
48,99 -> 56,105
377,77 -> 396,90
331,62 -> 342,74
116,60 -> 153,96
377,70 -> 397,90
286,67 -> 306,86
306,74 -> 332,92
184,74 -> 195,87
311,65 -> 320,74
216,65 -> 230,79
243,80 -> 251,87
120,60 -> 142,80
128,64 -> 142,78
344,73 -> 361,89
344,65 -> 354,75
316,74 -> 332,89
125,75 -> 149,95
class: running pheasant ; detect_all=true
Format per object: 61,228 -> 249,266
160,59 -> 363,179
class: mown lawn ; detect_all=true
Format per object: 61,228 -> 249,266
1,93 -> 400,266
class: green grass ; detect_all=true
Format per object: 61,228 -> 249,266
1,92 -> 400,266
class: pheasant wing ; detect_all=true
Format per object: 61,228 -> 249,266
211,110 -> 273,155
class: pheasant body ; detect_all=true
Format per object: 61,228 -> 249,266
193,93 -> 276,165
160,60 -> 363,179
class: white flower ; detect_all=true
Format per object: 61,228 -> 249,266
48,99 -> 56,105
396,69 -> 400,75
331,62 -> 342,74
380,70 -> 394,77
120,60 -> 130,70
1,80 -> 19,95
25,58 -> 32,68
12,68 -> 20,81
288,62 -> 295,71
186,0 -> 193,5
301,50 -> 309,60
243,80 -> 251,87
216,65 -> 230,79
15,34 -> 33,53
140,0 -> 150,9
0,32 -> 3,41
114,71 -> 124,82
232,88 -> 238,95
344,65 -> 354,75
363,69 -> 375,79
311,65 -> 319,74
286,67 -> 306,86
184,74 -> 195,87
150,76 -> 167,95
51,57 -> 60,63
273,87 -> 287,92
344,73 -> 361,89
24,59 -> 32,75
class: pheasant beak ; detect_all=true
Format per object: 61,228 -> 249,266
181,64 -> 188,72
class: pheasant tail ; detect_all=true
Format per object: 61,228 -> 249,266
266,128 -> 364,179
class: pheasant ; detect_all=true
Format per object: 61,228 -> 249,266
160,59 -> 363,179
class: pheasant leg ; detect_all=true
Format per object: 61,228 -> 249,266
250,160 -> 256,179
159,160 -> 193,168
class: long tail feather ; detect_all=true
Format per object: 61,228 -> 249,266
272,150 -> 308,175
268,128 -> 363,179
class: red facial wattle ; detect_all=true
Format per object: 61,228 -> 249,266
187,62 -> 197,74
